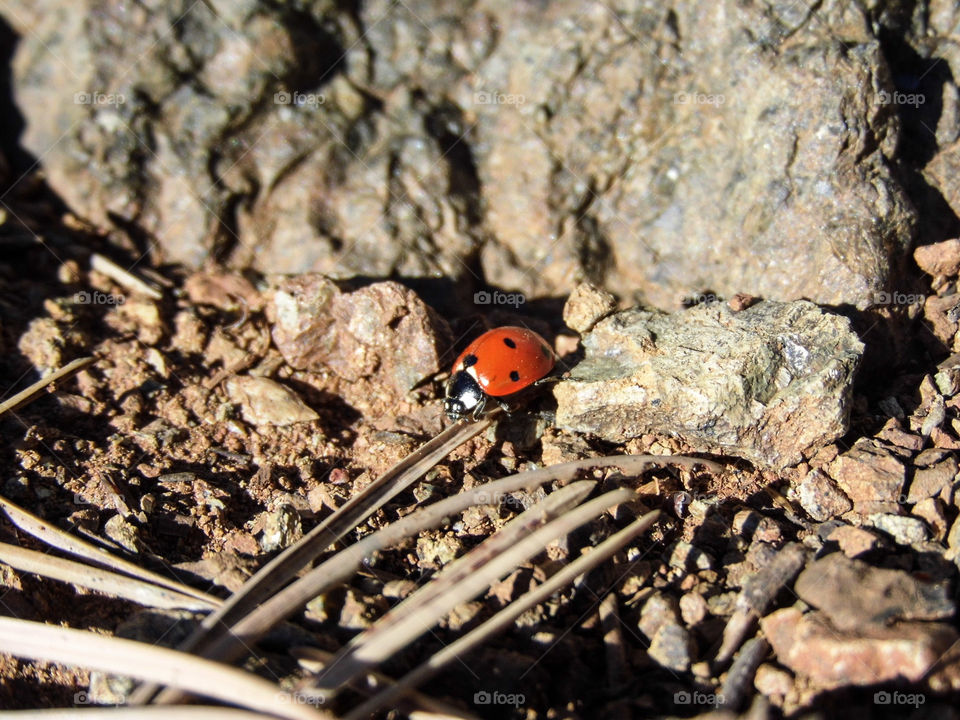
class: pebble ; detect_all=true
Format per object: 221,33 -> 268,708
825,525 -> 881,557
798,469 -> 853,521
226,375 -> 319,426
562,282 -> 617,334
762,607 -> 958,686
827,439 -> 905,514
864,513 -> 930,546
648,623 -> 695,672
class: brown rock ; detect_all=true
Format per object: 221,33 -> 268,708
827,439 -> 906,514
875,420 -> 924,452
226,376 -> 319,426
761,607 -> 958,687
269,276 -> 450,393
912,497 -> 950,541
826,525 -> 880,558
908,456 -> 959,504
563,282 -> 617,334
923,294 -> 960,345
914,238 -> 960,277
754,663 -> 793,700
798,469 -> 853,521
794,553 -> 953,632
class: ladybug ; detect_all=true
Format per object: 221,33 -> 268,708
444,326 -> 556,420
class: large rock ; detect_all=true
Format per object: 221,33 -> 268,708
554,300 -> 863,469
6,0 -> 915,310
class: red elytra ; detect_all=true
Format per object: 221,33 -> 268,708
444,326 -> 556,420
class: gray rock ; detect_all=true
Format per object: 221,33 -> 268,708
794,553 -> 954,632
648,623 -> 696,672
258,504 -> 302,553
7,0 -> 914,310
865,513 -> 930,547
554,300 -> 863,469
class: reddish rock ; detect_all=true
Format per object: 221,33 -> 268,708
914,238 -> 960,278
794,553 -> 953,632
826,525 -> 880,558
907,456 -> 958,504
798,469 -> 853,521
827,438 -> 906,514
761,607 -> 958,687
269,276 -> 450,394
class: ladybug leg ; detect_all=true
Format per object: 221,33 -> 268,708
470,395 -> 488,421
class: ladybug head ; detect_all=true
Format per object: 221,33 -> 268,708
444,370 -> 485,420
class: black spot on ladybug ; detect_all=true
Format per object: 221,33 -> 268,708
510,370 -> 520,382
462,354 -> 478,368
503,337 -> 517,349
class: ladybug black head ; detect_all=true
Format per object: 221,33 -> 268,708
444,370 -> 486,420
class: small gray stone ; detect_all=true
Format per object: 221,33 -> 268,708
668,540 -> 714,571
103,514 -> 139,554
648,623 -> 696,672
864,513 -> 930,546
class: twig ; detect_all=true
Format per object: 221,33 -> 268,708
90,253 -> 163,299
0,357 -> 95,416
0,495 -> 219,606
0,542 -> 218,611
0,617 -> 329,720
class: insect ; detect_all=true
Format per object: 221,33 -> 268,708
444,326 -> 556,420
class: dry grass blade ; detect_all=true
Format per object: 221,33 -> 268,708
0,617 -> 329,720
302,485 -> 636,699
90,253 -> 163,299
0,496 -> 219,606
2,708 -> 289,719
136,415 -> 495,705
346,509 -> 661,719
293,647 -> 480,720
0,542 -> 218,611
0,356 -> 95,417
191,454 -> 714,676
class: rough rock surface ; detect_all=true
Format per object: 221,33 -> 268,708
225,376 -> 319,427
794,553 -> 954,632
268,275 -> 450,394
762,607 -> 958,687
7,0 -> 915,310
554,300 -> 863,469
826,438 -> 907,514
